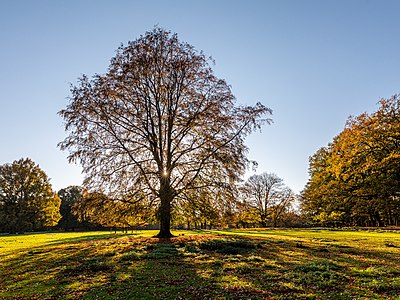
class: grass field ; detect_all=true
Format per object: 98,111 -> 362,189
1,228 -> 400,299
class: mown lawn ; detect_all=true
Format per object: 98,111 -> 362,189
1,228 -> 400,299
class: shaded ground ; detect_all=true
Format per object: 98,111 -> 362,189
1,229 -> 400,299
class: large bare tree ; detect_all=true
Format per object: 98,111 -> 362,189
59,28 -> 271,237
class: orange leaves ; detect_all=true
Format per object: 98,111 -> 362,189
302,95 -> 400,226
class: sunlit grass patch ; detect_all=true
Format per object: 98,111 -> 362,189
245,255 -> 264,263
1,229 -> 400,299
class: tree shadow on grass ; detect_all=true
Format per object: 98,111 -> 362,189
1,234 -> 400,299
48,233 -> 133,246
0,235 -> 228,299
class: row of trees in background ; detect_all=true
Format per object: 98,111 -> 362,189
57,172 -> 298,231
0,156 -> 297,233
301,95 -> 400,227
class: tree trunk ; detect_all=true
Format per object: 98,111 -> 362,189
375,212 -> 384,227
154,183 -> 174,238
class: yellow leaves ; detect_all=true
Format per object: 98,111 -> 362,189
303,94 -> 400,226
313,211 -> 344,223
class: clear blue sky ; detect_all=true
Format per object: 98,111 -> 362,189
1,0 -> 399,194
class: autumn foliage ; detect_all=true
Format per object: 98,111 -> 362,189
302,95 -> 400,226
0,158 -> 61,233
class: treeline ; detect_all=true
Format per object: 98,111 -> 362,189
301,95 -> 400,227
54,172 -> 301,231
0,157 -> 300,233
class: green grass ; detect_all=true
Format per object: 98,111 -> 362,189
1,228 -> 400,299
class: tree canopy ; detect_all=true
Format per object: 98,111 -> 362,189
0,158 -> 61,233
58,186 -> 83,231
302,95 -> 400,226
57,186 -> 100,231
74,190 -> 154,229
59,27 -> 271,237
240,172 -> 295,227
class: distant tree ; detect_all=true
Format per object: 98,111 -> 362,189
177,187 -> 225,229
59,27 -> 271,237
270,188 -> 296,227
0,158 -> 61,233
58,186 -> 86,231
278,210 -> 307,228
242,172 -> 294,227
235,201 -> 259,228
